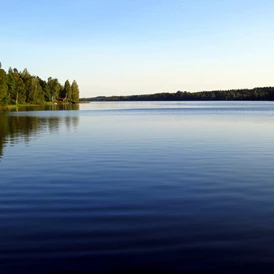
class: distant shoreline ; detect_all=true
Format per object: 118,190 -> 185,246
80,87 -> 274,102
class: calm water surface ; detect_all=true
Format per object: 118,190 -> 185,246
1,101 -> 274,273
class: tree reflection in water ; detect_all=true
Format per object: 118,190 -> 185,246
0,104 -> 79,158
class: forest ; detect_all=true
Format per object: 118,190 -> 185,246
0,63 -> 79,105
81,87 -> 274,102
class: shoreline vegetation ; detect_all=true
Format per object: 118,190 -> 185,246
80,87 -> 274,102
0,63 -> 80,107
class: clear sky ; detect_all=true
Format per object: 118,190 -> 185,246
1,0 -> 274,97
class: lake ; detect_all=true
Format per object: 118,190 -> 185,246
1,101 -> 274,273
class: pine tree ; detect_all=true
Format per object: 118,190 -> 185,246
71,80 -> 79,102
60,79 -> 71,99
0,69 -> 7,103
21,69 -> 33,103
7,67 -> 16,104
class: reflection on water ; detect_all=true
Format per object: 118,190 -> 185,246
10,103 -> 80,112
0,104 -> 79,158
1,102 -> 274,273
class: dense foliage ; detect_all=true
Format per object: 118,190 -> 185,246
0,64 -> 80,105
81,87 -> 274,102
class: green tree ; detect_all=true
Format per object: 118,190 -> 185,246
36,81 -> 44,104
7,67 -> 16,104
60,79 -> 71,99
27,77 -> 41,103
37,77 -> 50,102
14,72 -> 26,103
48,77 -> 61,101
0,69 -> 7,104
21,69 -> 33,103
71,80 -> 79,102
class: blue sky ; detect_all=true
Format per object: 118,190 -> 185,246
1,0 -> 274,97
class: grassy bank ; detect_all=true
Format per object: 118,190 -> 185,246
0,102 -> 74,111
0,103 -> 39,111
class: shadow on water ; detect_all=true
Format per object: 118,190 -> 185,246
0,104 -> 79,159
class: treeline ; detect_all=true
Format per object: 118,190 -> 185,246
81,87 -> 274,101
0,63 -> 80,105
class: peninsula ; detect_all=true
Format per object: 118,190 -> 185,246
0,64 -> 80,107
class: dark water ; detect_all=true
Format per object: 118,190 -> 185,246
1,101 -> 274,273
